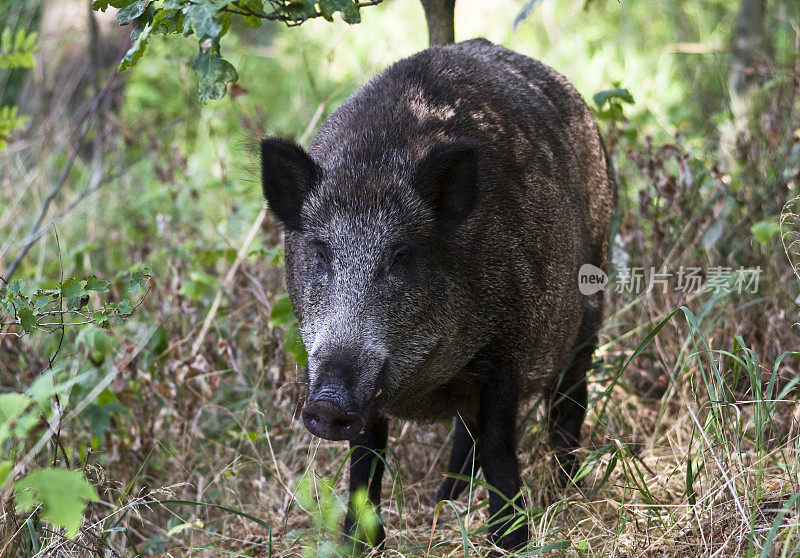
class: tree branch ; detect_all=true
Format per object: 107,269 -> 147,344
221,0 -> 386,24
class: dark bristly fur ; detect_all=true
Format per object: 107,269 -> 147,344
260,38 -> 614,552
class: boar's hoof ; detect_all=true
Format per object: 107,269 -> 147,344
302,399 -> 362,441
340,518 -> 385,556
487,522 -> 529,554
435,472 -> 478,503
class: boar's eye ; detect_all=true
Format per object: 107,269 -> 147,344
393,248 -> 409,265
389,246 -> 413,274
312,244 -> 331,273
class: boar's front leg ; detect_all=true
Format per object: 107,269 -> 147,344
548,305 -> 597,485
477,374 -> 529,551
341,413 -> 388,552
435,415 -> 480,502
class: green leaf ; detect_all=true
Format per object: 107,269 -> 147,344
117,0 -> 149,25
283,0 -> 318,21
143,325 -> 169,367
0,393 -> 34,425
0,28 -> 37,70
119,21 -> 153,72
269,295 -> 296,327
348,486 -> 379,541
284,324 -> 308,366
92,309 -> 112,326
12,280 -> 37,299
86,275 -> 110,293
262,246 -> 284,267
128,271 -> 145,295
183,2 -> 222,38
191,49 -> 238,103
60,278 -> 86,301
33,294 -> 52,311
116,299 -> 133,316
17,308 -> 36,332
92,0 -> 133,11
130,2 -> 156,42
297,474 -> 344,528
154,9 -> 185,34
78,326 -> 113,365
592,87 -> 635,111
0,105 -> 31,150
0,393 -> 36,446
97,389 -> 116,408
319,0 -> 361,23
14,468 -> 99,538
243,12 -> 263,28
67,294 -> 90,311
751,220 -> 780,244
85,400 -> 125,439
760,490 -> 800,558
26,368 -> 92,410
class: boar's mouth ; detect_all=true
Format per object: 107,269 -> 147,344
301,398 -> 363,441
301,387 -> 387,441
301,369 -> 386,441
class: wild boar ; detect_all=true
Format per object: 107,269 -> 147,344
260,38 -> 614,551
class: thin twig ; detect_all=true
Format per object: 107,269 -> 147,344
49,227 -> 65,369
5,122 -> 178,264
1,71 -> 117,285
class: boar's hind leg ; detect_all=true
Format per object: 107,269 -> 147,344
548,305 -> 599,485
435,415 -> 479,502
477,370 -> 529,550
341,414 -> 389,552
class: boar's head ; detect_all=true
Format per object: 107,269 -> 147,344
261,137 -> 478,440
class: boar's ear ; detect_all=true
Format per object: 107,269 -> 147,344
261,138 -> 320,231
413,139 -> 479,231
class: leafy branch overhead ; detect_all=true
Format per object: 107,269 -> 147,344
95,0 -> 382,102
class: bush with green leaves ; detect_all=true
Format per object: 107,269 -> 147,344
95,0 -> 382,102
0,269 -> 150,541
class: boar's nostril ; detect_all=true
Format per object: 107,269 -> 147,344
302,399 -> 362,441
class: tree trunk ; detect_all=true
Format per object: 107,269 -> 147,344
18,0 -> 129,122
720,0 -> 769,173
730,0 -> 767,98
419,0 -> 456,46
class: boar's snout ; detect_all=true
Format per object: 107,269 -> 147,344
302,353 -> 369,440
302,398 -> 362,440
